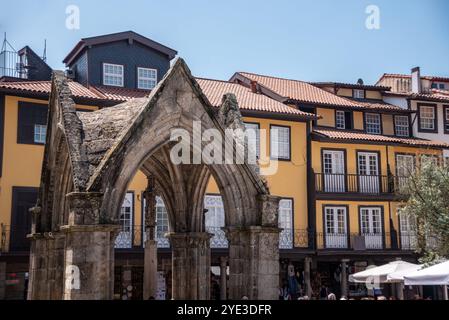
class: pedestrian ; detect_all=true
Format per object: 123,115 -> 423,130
319,285 -> 328,300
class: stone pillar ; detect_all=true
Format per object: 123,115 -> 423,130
226,226 -> 280,300
27,233 -> 65,300
220,256 -> 228,300
397,282 -> 405,300
61,224 -> 118,300
168,232 -> 211,300
59,192 -> 119,300
143,177 -> 158,300
226,195 -> 281,300
340,259 -> 349,298
0,262 -> 6,300
304,257 -> 312,298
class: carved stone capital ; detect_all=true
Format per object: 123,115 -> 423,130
258,194 -> 281,227
66,192 -> 104,225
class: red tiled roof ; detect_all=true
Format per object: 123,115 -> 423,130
236,72 -> 405,112
313,127 -> 449,148
0,80 -> 151,101
238,72 -> 361,108
311,81 -> 390,91
0,80 -> 100,99
90,85 -> 150,101
196,78 -> 316,118
381,73 -> 449,82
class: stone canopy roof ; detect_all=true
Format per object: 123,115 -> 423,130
41,58 -> 269,195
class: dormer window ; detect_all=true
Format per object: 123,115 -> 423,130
103,63 -> 124,87
353,89 -> 365,99
138,67 -> 157,89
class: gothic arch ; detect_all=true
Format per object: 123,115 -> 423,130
28,59 -> 281,300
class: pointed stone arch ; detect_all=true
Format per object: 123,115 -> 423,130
28,59 -> 281,300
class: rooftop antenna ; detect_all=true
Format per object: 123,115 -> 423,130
42,39 -> 47,62
1,32 -> 17,52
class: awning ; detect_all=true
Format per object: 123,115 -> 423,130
404,261 -> 449,286
350,261 -> 420,284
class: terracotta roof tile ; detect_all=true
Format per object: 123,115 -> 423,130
0,80 -> 100,99
90,85 -> 150,101
381,73 -> 449,82
238,72 -> 360,108
237,72 -> 405,112
196,78 -> 316,118
313,127 -> 449,148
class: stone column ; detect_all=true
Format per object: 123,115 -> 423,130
61,224 -> 118,300
27,233 -> 65,300
168,232 -> 211,300
220,256 -> 228,300
226,226 -> 280,300
0,262 -> 6,300
142,177 -> 158,300
304,257 -> 312,298
340,259 -> 349,298
60,192 -> 120,300
226,195 -> 281,300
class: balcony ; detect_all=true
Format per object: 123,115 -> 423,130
1,224 -> 438,253
314,173 -> 400,198
316,232 -> 385,250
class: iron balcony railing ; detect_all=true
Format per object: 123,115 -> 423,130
1,224 -> 439,253
315,173 -> 401,195
0,50 -> 27,79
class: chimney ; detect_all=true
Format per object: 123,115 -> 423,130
411,67 -> 422,93
250,80 -> 258,93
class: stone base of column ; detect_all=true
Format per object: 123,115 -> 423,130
60,225 -> 119,300
226,226 -> 280,300
167,232 -> 211,300
143,239 -> 158,300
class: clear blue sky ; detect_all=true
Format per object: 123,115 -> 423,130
1,0 -> 448,84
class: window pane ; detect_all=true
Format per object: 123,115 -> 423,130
138,67 -> 157,89
365,113 -> 381,134
354,89 -> 365,99
244,122 -> 260,159
103,63 -> 123,87
336,111 -> 345,129
420,106 -> 435,130
270,126 -> 290,160
33,124 -> 46,144
395,115 -> 409,137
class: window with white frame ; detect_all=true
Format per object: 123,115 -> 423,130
419,105 -> 436,131
394,115 -> 409,137
155,196 -> 169,239
103,63 -> 124,87
115,192 -> 134,248
137,67 -> 157,89
204,195 -> 227,248
335,110 -> 346,129
270,125 -> 290,160
278,199 -> 293,249
353,89 -> 365,99
365,113 -> 381,134
34,124 -> 47,144
244,122 -> 260,159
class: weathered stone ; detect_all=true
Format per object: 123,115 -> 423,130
29,58 -> 280,300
